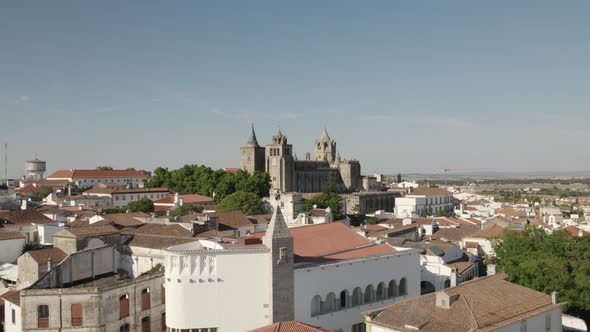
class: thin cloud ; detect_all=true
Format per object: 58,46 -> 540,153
16,95 -> 31,104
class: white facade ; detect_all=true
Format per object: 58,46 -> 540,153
395,193 -> 453,218
164,240 -> 272,331
3,298 -> 21,332
296,250 -> 420,332
0,238 -> 26,264
267,192 -> 305,224
36,223 -> 64,245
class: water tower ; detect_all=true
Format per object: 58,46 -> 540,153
25,158 -> 47,180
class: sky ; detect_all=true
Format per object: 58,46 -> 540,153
1,1 -> 589,178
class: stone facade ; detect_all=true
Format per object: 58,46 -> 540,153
343,191 -> 401,215
262,198 -> 295,322
240,127 -> 362,193
19,273 -> 165,331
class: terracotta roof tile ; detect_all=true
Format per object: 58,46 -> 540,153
469,224 -> 509,239
1,290 -> 20,305
251,222 -> 396,263
128,234 -> 195,249
122,223 -> 193,238
57,225 -> 119,238
180,210 -> 253,229
248,321 -> 332,332
407,188 -> 452,196
47,169 -> 147,179
365,274 -> 562,332
564,225 -> 590,237
26,247 -> 67,264
0,231 -> 26,240
0,210 -> 53,225
153,194 -> 213,205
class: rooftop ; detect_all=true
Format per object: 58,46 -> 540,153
248,321 -> 332,332
407,187 -> 452,196
26,247 -> 68,264
364,274 -> 563,332
47,169 -> 147,179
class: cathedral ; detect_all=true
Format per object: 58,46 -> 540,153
240,125 -> 362,193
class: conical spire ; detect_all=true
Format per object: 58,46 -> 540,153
319,127 -> 330,142
264,193 -> 291,244
247,124 -> 259,146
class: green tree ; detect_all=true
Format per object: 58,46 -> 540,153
127,198 -> 154,213
170,205 -> 203,217
145,165 -> 271,200
96,166 -> 113,170
495,227 -> 590,321
396,173 -> 402,183
218,191 -> 265,215
303,192 -> 343,220
31,187 -> 54,201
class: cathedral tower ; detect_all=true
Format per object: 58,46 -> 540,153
266,129 -> 294,192
240,125 -> 266,173
263,194 -> 294,322
314,128 -> 337,163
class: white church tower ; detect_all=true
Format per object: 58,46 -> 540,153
263,193 -> 295,322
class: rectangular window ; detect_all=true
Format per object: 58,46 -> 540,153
161,312 -> 166,331
71,303 -> 83,326
141,288 -> 151,311
38,305 -> 49,328
11,308 -> 15,324
545,315 -> 551,331
120,294 -> 130,318
161,284 -> 166,304
520,321 -> 527,332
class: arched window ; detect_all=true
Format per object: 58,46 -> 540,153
352,287 -> 363,306
364,285 -> 374,303
322,292 -> 336,313
340,290 -> 349,309
120,324 -> 130,332
388,280 -> 398,298
376,282 -> 386,301
399,278 -> 407,296
444,279 -> 451,289
119,294 -> 129,319
311,295 -> 322,316
141,316 -> 150,332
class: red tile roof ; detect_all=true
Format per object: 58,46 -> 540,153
26,247 -> 67,264
0,210 -> 54,225
248,321 -> 332,332
364,274 -> 562,332
1,290 -> 20,305
469,224 -> 507,239
153,194 -> 213,205
252,222 -> 396,263
0,231 -> 26,240
407,188 -> 452,196
47,169 -> 147,179
564,226 -> 590,237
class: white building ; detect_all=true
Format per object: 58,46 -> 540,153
83,187 -> 170,208
0,232 -> 26,264
164,204 -> 421,332
46,169 -> 148,188
267,191 -> 305,224
394,188 -> 454,218
363,274 -> 564,332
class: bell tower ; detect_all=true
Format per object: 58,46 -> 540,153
265,129 -> 294,192
263,193 -> 294,322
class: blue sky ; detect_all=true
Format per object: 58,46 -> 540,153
1,1 -> 589,178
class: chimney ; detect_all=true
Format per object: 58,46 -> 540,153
460,203 -> 464,214
551,291 -> 558,304
402,218 -> 412,226
435,291 -> 459,309
408,187 -> 414,194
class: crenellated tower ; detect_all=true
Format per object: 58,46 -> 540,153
265,129 -> 294,192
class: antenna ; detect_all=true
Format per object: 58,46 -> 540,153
3,142 -> 7,185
